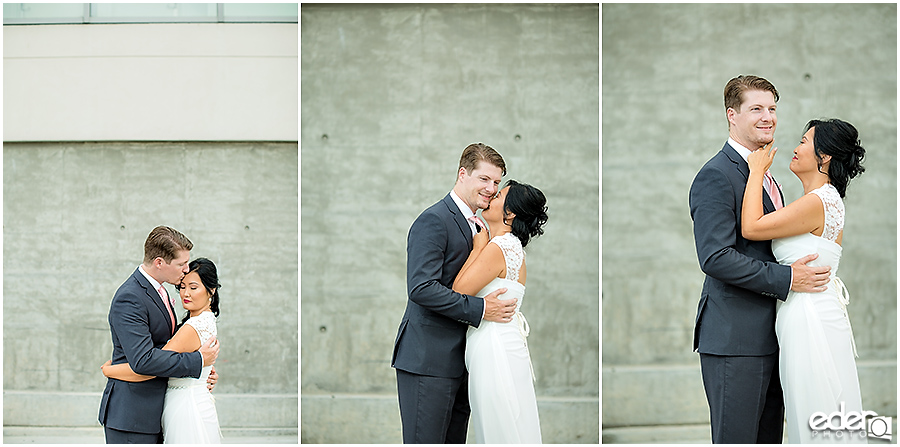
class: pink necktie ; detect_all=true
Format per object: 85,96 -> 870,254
764,171 -> 783,210
158,285 -> 176,335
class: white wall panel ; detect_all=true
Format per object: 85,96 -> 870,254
3,23 -> 297,141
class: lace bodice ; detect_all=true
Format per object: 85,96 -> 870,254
185,311 -> 217,345
491,233 -> 525,283
810,183 -> 844,242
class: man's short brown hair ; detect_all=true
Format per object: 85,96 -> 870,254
458,143 -> 506,177
724,75 -> 779,112
143,226 -> 193,264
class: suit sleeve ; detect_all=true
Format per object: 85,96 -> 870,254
407,211 -> 485,328
110,291 -> 202,378
690,164 -> 791,300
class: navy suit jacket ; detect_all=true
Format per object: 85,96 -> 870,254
98,267 -> 202,434
392,194 -> 486,378
689,143 -> 792,356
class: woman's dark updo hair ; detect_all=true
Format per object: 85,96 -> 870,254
808,118 -> 866,198
178,257 -> 221,326
502,180 -> 549,248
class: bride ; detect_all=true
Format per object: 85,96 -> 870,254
452,179 -> 548,443
103,258 -> 223,443
741,119 -> 866,443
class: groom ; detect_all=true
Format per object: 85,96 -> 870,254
392,143 -> 519,443
99,226 -> 219,443
689,75 -> 832,443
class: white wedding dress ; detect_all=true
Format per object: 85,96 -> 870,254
161,311 -> 222,443
465,232 -> 542,443
773,183 -> 865,444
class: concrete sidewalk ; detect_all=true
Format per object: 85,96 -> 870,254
3,427 -> 297,444
602,419 -> 898,444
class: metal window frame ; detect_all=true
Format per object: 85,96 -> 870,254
3,3 -> 297,25
2,3 -> 87,25
219,15 -> 298,23
218,3 -> 298,23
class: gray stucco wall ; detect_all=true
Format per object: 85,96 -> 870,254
3,142 -> 298,429
602,3 -> 896,440
300,4 -> 599,443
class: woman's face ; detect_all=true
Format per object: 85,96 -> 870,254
178,270 -> 212,314
790,127 -> 820,175
482,185 -> 511,224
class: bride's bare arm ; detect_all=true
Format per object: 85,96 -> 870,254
452,240 -> 505,296
101,360 -> 154,382
101,324 -> 203,383
741,144 -> 824,241
161,323 -> 202,353
452,228 -> 517,324
454,229 -> 489,287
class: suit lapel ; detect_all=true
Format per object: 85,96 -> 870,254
133,269 -> 174,335
723,143 -> 776,214
442,194 -> 473,250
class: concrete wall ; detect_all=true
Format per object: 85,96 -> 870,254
602,3 -> 897,439
300,4 -> 599,443
3,23 -> 297,141
3,142 -> 298,430
3,21 -> 298,433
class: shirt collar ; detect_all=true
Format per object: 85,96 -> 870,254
449,189 -> 476,220
728,137 -> 753,162
138,264 -> 164,292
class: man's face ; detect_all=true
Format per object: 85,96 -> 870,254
728,89 -> 777,149
455,161 -> 503,212
158,249 -> 191,285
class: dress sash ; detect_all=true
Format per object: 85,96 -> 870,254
514,311 -> 535,381
831,277 -> 858,358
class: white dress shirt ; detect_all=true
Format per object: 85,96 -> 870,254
728,137 -> 754,163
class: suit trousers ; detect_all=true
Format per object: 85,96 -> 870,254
700,352 -> 784,444
396,368 -> 470,444
104,426 -> 163,444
